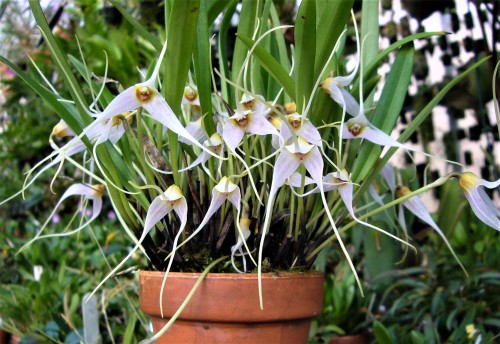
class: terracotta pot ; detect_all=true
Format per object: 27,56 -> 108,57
328,333 -> 368,344
139,270 -> 324,344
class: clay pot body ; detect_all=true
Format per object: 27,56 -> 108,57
139,271 -> 324,344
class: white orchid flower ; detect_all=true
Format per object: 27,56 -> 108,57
458,172 -> 500,230
369,164 -> 396,206
49,119 -> 75,149
321,75 -> 360,117
175,177 -> 250,255
239,94 -> 269,116
181,85 -> 202,119
341,112 -> 409,150
178,117 -> 205,144
231,217 -> 252,273
77,40 -> 220,159
221,106 -> 278,153
17,183 -> 105,253
88,185 -> 187,301
182,85 -> 201,107
5,113 -> 129,205
279,113 -> 322,147
147,133 -> 224,178
397,186 -> 467,275
320,11 -> 361,117
320,171 -> 414,250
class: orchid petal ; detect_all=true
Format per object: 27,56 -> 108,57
231,225 -> 251,273
464,188 -> 500,230
368,183 -> 385,206
302,147 -> 324,186
337,178 -> 414,250
478,178 -> 500,190
381,164 -> 396,193
246,114 -> 279,137
402,195 -> 468,275
286,172 -> 314,188
222,121 -> 245,152
323,80 -> 359,117
339,88 -> 360,116
301,121 -> 322,146
179,118 -> 205,144
272,150 -> 302,192
160,195 -> 188,317
17,184 -> 101,253
94,86 -> 139,123
88,193 -> 174,301
476,187 -> 500,217
362,126 -> 404,147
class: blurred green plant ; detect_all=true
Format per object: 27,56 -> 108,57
0,219 -> 149,343
310,257 -> 371,342
368,180 -> 500,343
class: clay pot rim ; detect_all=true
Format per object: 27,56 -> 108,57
140,270 -> 324,280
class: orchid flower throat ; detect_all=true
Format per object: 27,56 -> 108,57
346,120 -> 366,136
183,86 -> 198,103
231,110 -> 252,129
135,85 -> 156,104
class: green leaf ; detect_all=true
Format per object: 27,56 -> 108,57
0,55 -> 84,135
352,45 -> 415,182
194,0 -> 216,135
354,32 -> 445,90
356,55 -> 491,205
164,0 -> 200,113
207,0 -> 230,24
29,0 -> 91,125
410,330 -> 426,344
236,34 -> 296,99
314,0 -> 354,76
108,0 -> 162,51
373,321 -> 394,344
294,0 -> 316,111
122,313 -> 137,344
164,0 -> 200,184
217,0 -> 238,102
231,0 -> 261,99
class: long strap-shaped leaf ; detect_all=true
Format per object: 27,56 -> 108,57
352,45 -> 415,182
0,55 -> 84,134
237,34 -> 296,99
353,55 -> 492,204
194,0 -> 216,135
29,0 -> 91,128
163,0 -> 201,185
294,0 -> 316,111
108,0 -> 162,51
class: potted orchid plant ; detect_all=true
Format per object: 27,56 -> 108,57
1,0 -> 498,342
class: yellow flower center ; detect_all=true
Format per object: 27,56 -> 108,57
232,114 -> 250,128
184,87 -> 198,102
52,122 -> 71,139
459,172 -> 479,191
93,184 -> 105,197
284,102 -> 296,114
347,122 -> 365,136
321,77 -> 332,93
288,117 -> 302,129
241,98 -> 255,110
396,186 -> 411,198
135,86 -> 155,103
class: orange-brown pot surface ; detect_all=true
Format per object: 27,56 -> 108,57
139,270 -> 324,344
